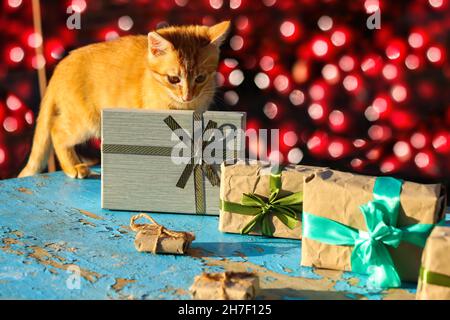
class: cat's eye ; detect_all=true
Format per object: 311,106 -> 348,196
167,75 -> 181,84
195,74 -> 207,83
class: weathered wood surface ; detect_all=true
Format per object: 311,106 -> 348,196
0,168 -> 445,300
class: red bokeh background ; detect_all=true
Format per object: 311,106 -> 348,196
0,0 -> 449,191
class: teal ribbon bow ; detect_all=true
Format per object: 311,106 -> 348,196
220,166 -> 302,237
303,177 -> 435,288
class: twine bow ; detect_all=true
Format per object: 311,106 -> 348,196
303,177 -> 435,288
220,166 -> 302,237
130,213 -> 192,253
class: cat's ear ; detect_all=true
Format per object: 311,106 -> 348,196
208,21 -> 231,48
148,31 -> 172,57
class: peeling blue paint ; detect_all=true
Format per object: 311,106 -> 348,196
0,167 -> 440,300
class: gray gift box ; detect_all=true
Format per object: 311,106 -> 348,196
101,108 -> 246,215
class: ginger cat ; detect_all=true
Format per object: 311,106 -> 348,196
18,21 -> 230,179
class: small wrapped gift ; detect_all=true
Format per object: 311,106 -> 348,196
301,169 -> 446,288
219,160 -> 323,239
417,226 -> 450,300
102,109 -> 246,215
190,271 -> 259,300
130,213 -> 195,254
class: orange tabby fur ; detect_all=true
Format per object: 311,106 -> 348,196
19,21 -> 230,179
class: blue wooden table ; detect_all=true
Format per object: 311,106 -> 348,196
1,168 -> 446,300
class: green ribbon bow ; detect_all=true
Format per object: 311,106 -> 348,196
163,114 -> 221,189
303,177 -> 435,288
220,166 -> 302,237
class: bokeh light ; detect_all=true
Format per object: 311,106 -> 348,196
0,0 -> 448,185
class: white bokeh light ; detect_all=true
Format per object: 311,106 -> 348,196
317,16 -> 333,31
288,148 -> 304,164
254,72 -> 270,89
224,90 -> 239,106
229,69 -> 244,86
118,16 -> 133,31
289,90 -> 305,106
230,35 -> 244,51
263,102 -> 278,119
308,103 -> 324,120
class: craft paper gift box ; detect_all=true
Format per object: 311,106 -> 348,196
301,169 -> 446,288
416,226 -> 450,299
102,109 -> 246,215
219,160 -> 323,239
130,213 -> 195,255
190,272 -> 259,300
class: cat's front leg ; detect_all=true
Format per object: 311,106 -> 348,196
51,123 -> 91,179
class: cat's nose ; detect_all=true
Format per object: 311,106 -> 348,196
182,93 -> 193,102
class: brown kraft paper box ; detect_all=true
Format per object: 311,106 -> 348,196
417,226 -> 450,299
130,214 -> 195,255
219,160 -> 323,239
301,169 -> 446,282
190,272 -> 259,300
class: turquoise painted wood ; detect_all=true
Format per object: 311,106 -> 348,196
0,168 -> 447,300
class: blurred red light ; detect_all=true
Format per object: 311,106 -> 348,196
321,64 -> 340,84
308,103 -> 326,121
280,20 -> 301,42
307,131 -> 329,156
432,132 -> 450,153
426,46 -> 445,65
328,110 -> 348,133
382,63 -> 398,80
331,27 -> 349,47
380,157 -> 400,173
391,84 -> 408,102
339,55 -> 356,72
408,31 -> 425,49
343,74 -> 361,93
393,140 -> 412,161
410,132 -> 429,149
390,109 -> 417,130
361,54 -> 382,76
405,54 -> 421,70
368,125 -> 392,141
309,83 -> 326,101
385,39 -> 407,61
311,37 -> 330,58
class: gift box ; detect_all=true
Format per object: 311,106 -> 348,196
130,213 -> 195,254
189,271 -> 259,300
416,226 -> 450,300
301,169 -> 446,288
102,109 -> 246,215
219,160 -> 323,239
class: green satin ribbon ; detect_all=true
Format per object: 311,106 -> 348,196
220,166 -> 302,237
303,177 -> 435,288
420,267 -> 450,288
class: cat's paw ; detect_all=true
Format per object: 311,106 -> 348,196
65,163 -> 91,179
